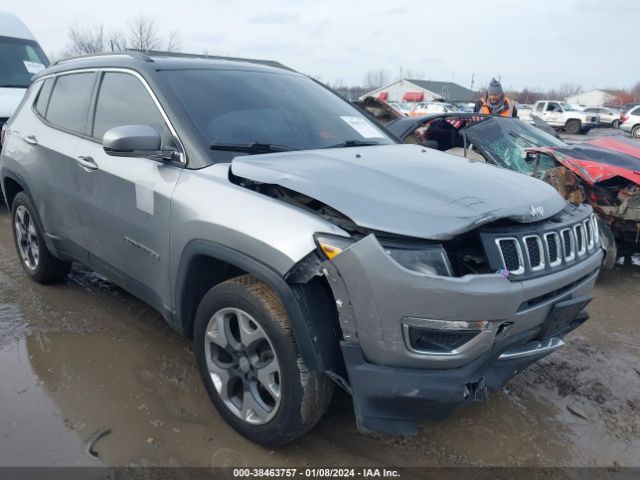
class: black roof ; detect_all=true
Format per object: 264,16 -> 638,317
405,79 -> 477,103
35,50 -> 296,80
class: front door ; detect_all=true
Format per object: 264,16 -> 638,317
74,71 -> 184,314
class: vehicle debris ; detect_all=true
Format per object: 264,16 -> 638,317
86,428 -> 111,458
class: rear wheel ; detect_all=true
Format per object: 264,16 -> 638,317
612,119 -> 620,129
194,275 -> 333,446
565,119 -> 581,134
11,192 -> 71,283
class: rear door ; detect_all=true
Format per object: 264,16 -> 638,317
74,70 -> 184,312
14,72 -> 97,261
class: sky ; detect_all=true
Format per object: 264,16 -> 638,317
3,0 -> 639,91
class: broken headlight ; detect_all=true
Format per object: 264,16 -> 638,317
383,244 -> 453,277
315,233 -> 453,277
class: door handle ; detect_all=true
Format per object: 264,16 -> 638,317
76,155 -> 98,171
23,134 -> 38,145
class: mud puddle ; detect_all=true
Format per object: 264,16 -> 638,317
0,207 -> 639,467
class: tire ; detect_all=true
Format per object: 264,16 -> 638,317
565,119 -> 581,135
632,125 -> 640,139
194,274 -> 333,446
612,119 -> 620,129
11,192 -> 71,283
596,216 -> 617,271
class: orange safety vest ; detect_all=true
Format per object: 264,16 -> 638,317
478,97 -> 515,117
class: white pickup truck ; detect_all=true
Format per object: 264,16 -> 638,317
532,100 -> 599,134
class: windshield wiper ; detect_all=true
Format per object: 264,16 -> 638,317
0,84 -> 29,88
209,142 -> 298,154
323,139 -> 381,149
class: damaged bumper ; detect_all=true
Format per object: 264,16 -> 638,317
324,234 -> 602,435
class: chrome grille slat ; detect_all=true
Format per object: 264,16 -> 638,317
523,235 -> 544,271
491,211 -> 599,278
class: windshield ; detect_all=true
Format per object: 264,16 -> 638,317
463,117 -> 566,174
559,102 -> 577,111
0,36 -> 49,88
161,69 -> 394,161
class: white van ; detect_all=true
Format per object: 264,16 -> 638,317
0,10 -> 49,133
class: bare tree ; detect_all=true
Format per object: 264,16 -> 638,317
363,69 -> 391,89
65,25 -> 106,56
128,13 -> 160,51
108,30 -> 128,52
166,30 -> 182,52
556,83 -> 583,100
402,68 -> 425,80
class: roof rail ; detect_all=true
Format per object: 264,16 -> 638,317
125,49 -> 296,72
52,50 -> 152,67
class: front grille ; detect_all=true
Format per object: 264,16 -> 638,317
524,235 -> 544,271
496,238 -> 523,273
482,206 -> 599,280
545,232 -> 561,267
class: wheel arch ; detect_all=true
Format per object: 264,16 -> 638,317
1,169 -> 28,209
174,240 -> 344,374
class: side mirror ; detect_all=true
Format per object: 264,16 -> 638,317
103,125 -> 162,157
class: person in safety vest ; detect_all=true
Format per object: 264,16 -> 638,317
474,78 -> 518,117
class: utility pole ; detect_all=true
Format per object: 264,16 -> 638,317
470,73 -> 475,91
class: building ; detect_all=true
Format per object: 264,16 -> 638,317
359,79 -> 477,103
566,89 -> 621,107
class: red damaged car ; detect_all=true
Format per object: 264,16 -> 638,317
381,112 -> 640,269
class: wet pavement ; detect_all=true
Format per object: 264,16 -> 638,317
1,191 -> 639,468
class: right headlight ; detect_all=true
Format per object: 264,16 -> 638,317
384,244 -> 453,277
314,233 -> 453,277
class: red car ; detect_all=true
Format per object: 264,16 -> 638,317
381,112 -> 640,268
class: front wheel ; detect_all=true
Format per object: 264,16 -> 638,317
194,275 -> 333,446
565,119 -> 581,134
11,192 -> 71,283
632,125 -> 640,139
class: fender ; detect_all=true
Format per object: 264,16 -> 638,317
174,239 -> 329,372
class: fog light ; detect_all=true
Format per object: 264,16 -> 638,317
402,318 -> 492,354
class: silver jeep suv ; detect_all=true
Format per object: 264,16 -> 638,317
0,52 -> 603,446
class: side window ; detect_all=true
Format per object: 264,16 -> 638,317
92,72 -> 172,146
547,102 -> 560,112
46,73 -> 95,134
34,78 -> 54,116
632,107 -> 640,117
536,103 -> 545,112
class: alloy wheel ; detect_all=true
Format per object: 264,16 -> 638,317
204,307 -> 282,425
14,205 -> 39,271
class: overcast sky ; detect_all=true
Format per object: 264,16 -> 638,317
4,0 -> 639,91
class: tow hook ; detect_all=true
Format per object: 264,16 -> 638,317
464,378 -> 489,402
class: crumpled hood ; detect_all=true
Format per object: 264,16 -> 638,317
0,88 -> 27,118
231,144 -> 566,239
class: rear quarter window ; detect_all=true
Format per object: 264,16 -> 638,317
34,78 -> 54,116
46,72 -> 96,134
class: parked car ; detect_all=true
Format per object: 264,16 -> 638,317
1,52 -> 602,446
517,103 -> 534,123
0,10 -> 49,147
583,106 -> 622,128
386,113 -> 639,268
531,100 -> 598,134
409,101 -> 458,116
619,105 -> 640,138
387,101 -> 413,116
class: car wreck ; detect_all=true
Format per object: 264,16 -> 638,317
376,105 -> 640,269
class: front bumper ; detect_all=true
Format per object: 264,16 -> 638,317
341,313 -> 587,435
323,233 -> 602,434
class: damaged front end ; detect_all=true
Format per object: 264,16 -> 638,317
282,203 -> 602,436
